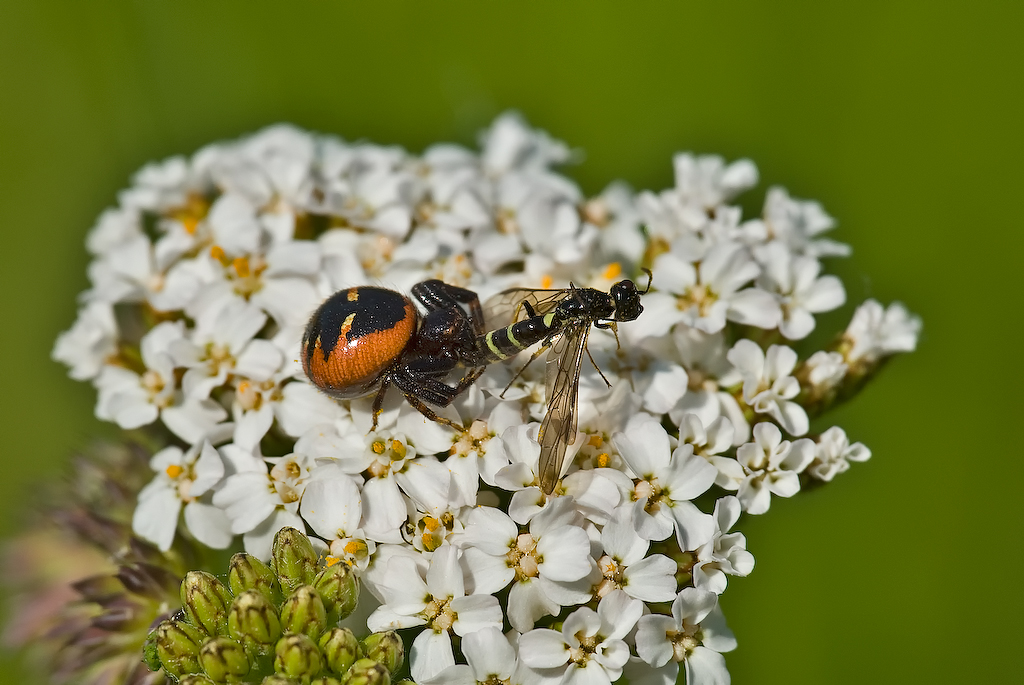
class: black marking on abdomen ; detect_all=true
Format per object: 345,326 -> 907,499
305,287 -> 412,362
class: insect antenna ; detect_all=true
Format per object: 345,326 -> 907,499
640,267 -> 653,293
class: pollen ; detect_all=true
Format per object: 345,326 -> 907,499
165,464 -> 184,479
422,516 -> 441,532
603,262 -> 622,280
210,245 -> 228,264
232,256 -> 251,278
596,452 -> 610,468
540,274 -> 553,289
390,440 -> 407,458
372,440 -> 386,455
325,555 -> 341,567
588,434 -> 604,448
344,539 -> 368,556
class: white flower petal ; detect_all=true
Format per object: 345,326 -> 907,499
183,501 -> 233,549
519,629 -> 569,669
411,629 -> 455,684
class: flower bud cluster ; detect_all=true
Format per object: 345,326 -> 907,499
49,113 -> 921,683
144,527 -> 403,684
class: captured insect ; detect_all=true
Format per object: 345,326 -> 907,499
478,271 -> 651,494
301,280 -> 488,431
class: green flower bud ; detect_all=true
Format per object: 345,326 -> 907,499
274,633 -> 323,679
341,658 -> 390,685
272,528 -> 319,594
311,679 -> 343,685
143,631 -> 162,672
280,584 -> 327,638
179,676 -> 217,685
228,589 -> 283,646
314,561 -> 359,623
151,619 -> 205,677
360,631 -> 403,674
392,681 -> 416,685
181,570 -> 233,636
261,676 -> 300,685
319,627 -> 360,675
229,553 -> 281,604
200,636 -> 251,682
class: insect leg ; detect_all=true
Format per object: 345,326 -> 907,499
452,365 -> 487,395
411,280 -> 485,334
393,380 -> 466,430
391,361 -> 467,430
501,343 -> 551,397
369,381 -> 391,432
585,344 -> 613,389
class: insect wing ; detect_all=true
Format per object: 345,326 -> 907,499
483,287 -> 567,330
537,323 -> 590,494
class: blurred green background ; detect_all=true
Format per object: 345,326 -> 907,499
0,1 -> 1019,683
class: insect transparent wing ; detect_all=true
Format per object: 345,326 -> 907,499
483,288 -> 567,330
537,323 -> 590,494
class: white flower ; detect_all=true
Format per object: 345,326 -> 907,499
297,463 -> 368,566
672,153 -> 759,211
711,423 -> 815,515
85,234 -> 163,305
692,496 -> 754,594
612,413 -> 718,550
519,589 -> 642,685
86,207 -> 142,257
460,497 -> 594,633
843,299 -> 922,365
667,326 -> 749,444
585,182 -> 646,270
491,423 -> 556,520
94,321 -> 185,430
755,241 -> 845,340
230,374 -> 344,451
133,438 -> 233,551
420,627 -> 542,685
447,401 -> 524,507
52,300 -> 118,381
635,587 -> 737,685
189,239 -> 323,329
803,350 -> 847,390
569,383 -> 643,480
807,426 -> 871,482
160,397 -> 231,446
319,141 -> 419,239
171,298 -> 283,400
212,443 -> 309,557
638,154 -> 758,244
118,155 -> 207,213
210,124 -> 317,216
587,333 -> 688,418
595,506 -> 678,603
727,340 -> 808,436
367,544 -> 503,683
635,241 -> 780,338
479,111 -> 571,177
762,185 -> 850,258
677,413 -> 735,461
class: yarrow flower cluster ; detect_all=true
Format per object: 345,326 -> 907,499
52,113 -> 920,684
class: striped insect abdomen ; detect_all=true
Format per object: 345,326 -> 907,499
478,312 -> 559,362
